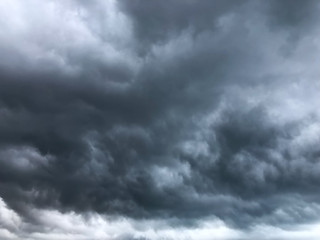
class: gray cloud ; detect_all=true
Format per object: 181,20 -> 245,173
0,0 -> 319,239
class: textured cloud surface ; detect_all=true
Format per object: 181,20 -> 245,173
0,0 -> 320,239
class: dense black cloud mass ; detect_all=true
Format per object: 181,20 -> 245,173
0,0 -> 320,239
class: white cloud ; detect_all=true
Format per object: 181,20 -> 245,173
0,0 -> 140,77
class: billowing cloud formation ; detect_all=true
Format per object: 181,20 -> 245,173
0,0 -> 320,239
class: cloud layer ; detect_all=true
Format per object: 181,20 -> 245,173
0,0 -> 320,239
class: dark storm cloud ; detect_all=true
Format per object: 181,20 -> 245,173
0,0 -> 320,239
118,0 -> 249,53
266,0 -> 319,30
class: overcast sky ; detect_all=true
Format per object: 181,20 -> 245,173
0,0 -> 320,239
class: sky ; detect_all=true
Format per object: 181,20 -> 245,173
0,0 -> 320,239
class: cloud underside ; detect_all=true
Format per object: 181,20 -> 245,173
0,0 -> 320,239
